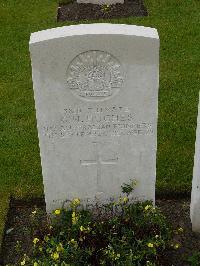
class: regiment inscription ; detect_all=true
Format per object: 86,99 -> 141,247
43,105 -> 153,139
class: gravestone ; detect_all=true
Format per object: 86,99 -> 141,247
77,0 -> 124,4
29,24 -> 159,213
191,92 -> 200,232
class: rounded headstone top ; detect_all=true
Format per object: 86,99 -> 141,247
30,24 -> 159,45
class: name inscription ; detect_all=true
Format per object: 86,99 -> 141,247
42,106 -> 153,139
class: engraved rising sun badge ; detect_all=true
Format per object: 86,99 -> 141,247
66,50 -> 124,101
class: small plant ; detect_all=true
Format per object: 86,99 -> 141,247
121,179 -> 137,195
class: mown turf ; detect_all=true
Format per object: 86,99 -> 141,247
0,0 -> 200,248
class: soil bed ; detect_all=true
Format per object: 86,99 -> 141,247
1,198 -> 200,265
57,0 -> 147,22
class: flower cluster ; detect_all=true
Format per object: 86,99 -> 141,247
17,181 -> 174,265
19,194 -> 173,266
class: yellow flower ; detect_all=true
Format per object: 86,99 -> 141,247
178,227 -> 184,233
33,237 -> 39,245
147,242 -> 154,248
33,262 -> 39,266
32,210 -> 37,215
56,243 -> 64,252
44,236 -> 49,242
115,253 -> 120,260
69,238 -> 77,245
80,225 -> 85,232
174,243 -> 180,249
72,211 -> 78,225
20,259 -> 26,266
54,209 -> 61,215
144,205 -> 152,211
71,198 -> 81,207
132,180 -> 138,186
123,197 -> 129,203
79,236 -> 86,242
51,251 -> 59,260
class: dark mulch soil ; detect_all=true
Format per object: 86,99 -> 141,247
57,0 -> 147,22
156,199 -> 200,266
0,198 -> 47,266
1,198 -> 200,265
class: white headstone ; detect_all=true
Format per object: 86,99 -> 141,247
77,0 -> 124,4
29,24 -> 159,213
191,92 -> 200,232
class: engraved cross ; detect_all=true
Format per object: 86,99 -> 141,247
80,142 -> 118,192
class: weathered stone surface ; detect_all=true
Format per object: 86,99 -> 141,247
191,92 -> 200,232
29,24 -> 159,213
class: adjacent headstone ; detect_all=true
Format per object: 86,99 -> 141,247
29,23 -> 159,213
191,92 -> 200,232
77,0 -> 124,5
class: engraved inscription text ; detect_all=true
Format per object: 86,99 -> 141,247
42,105 -> 153,138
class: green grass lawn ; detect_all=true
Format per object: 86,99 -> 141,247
0,0 -> 200,248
